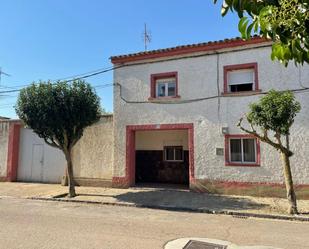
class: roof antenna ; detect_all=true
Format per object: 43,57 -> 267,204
142,23 -> 151,51
0,67 -> 11,87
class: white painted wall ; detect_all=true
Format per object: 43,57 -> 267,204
113,44 -> 309,185
136,130 -> 188,150
17,128 -> 66,183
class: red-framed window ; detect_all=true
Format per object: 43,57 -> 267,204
150,72 -> 179,99
223,63 -> 259,94
225,134 -> 260,167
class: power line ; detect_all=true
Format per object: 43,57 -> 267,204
0,82 -> 114,94
0,65 -> 116,90
0,83 -> 115,109
0,65 -> 123,94
0,67 -> 11,87
0,94 -> 17,98
0,103 -> 16,108
1,84 -> 309,110
52,66 -> 115,82
0,65 -> 124,93
117,83 -> 309,104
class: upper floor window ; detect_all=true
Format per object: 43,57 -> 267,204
150,72 -> 179,99
225,135 -> 260,167
223,63 -> 259,94
156,77 -> 176,97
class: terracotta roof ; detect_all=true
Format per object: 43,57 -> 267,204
110,35 -> 270,64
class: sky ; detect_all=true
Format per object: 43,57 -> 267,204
0,0 -> 240,118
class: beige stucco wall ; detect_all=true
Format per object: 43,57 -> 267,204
113,44 -> 309,185
136,130 -> 188,150
0,121 -> 9,178
72,115 -> 114,180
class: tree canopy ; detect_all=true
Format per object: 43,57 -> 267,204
16,80 -> 101,150
238,90 -> 301,214
16,80 -> 101,197
247,90 -> 301,136
214,0 -> 309,66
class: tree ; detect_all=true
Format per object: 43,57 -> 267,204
238,90 -> 301,214
214,0 -> 309,66
15,80 -> 101,197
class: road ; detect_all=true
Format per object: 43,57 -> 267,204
0,197 -> 307,249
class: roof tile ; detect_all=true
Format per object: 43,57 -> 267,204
110,35 -> 269,64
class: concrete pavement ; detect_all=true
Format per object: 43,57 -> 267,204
0,197 -> 308,249
0,182 -> 309,220
0,182 -> 64,198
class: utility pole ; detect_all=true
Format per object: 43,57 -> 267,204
0,67 -> 10,87
142,23 -> 151,51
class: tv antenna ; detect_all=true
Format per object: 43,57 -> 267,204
142,23 -> 151,51
0,67 -> 11,87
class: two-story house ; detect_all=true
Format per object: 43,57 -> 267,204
110,36 -> 309,196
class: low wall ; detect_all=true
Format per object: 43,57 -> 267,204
72,115 -> 114,187
0,121 -> 9,180
190,179 -> 309,200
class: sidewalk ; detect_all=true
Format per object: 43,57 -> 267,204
1,182 -> 309,221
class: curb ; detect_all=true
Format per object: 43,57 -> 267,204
28,196 -> 309,222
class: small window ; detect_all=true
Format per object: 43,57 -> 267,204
229,138 -> 257,164
150,72 -> 178,99
156,78 -> 176,97
164,146 -> 183,161
227,69 -> 254,92
223,63 -> 259,94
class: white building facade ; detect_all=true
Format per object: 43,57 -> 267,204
111,37 -> 309,196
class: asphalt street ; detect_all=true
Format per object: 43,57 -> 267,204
0,197 -> 307,249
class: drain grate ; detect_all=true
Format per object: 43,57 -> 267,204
183,240 -> 227,249
232,215 -> 249,219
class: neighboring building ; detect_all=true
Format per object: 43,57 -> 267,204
0,115 -> 113,185
0,116 -> 10,120
110,36 -> 309,197
0,119 -> 66,183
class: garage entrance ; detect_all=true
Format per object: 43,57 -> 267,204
125,124 -> 194,187
135,130 -> 189,185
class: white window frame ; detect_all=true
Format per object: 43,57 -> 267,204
229,138 -> 257,164
164,146 -> 184,162
155,78 -> 176,98
227,68 -> 255,92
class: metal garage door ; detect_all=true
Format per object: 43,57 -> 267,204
17,128 -> 66,183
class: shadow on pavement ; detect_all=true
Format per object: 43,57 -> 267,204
112,189 -> 268,211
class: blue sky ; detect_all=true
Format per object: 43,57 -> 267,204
0,0 -> 240,118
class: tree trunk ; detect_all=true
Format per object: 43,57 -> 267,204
65,149 -> 76,198
281,151 -> 298,214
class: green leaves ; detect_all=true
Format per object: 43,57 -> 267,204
15,80 -> 101,151
238,16 -> 257,39
238,17 -> 249,36
247,90 -> 301,135
214,0 -> 309,66
221,0 -> 230,16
